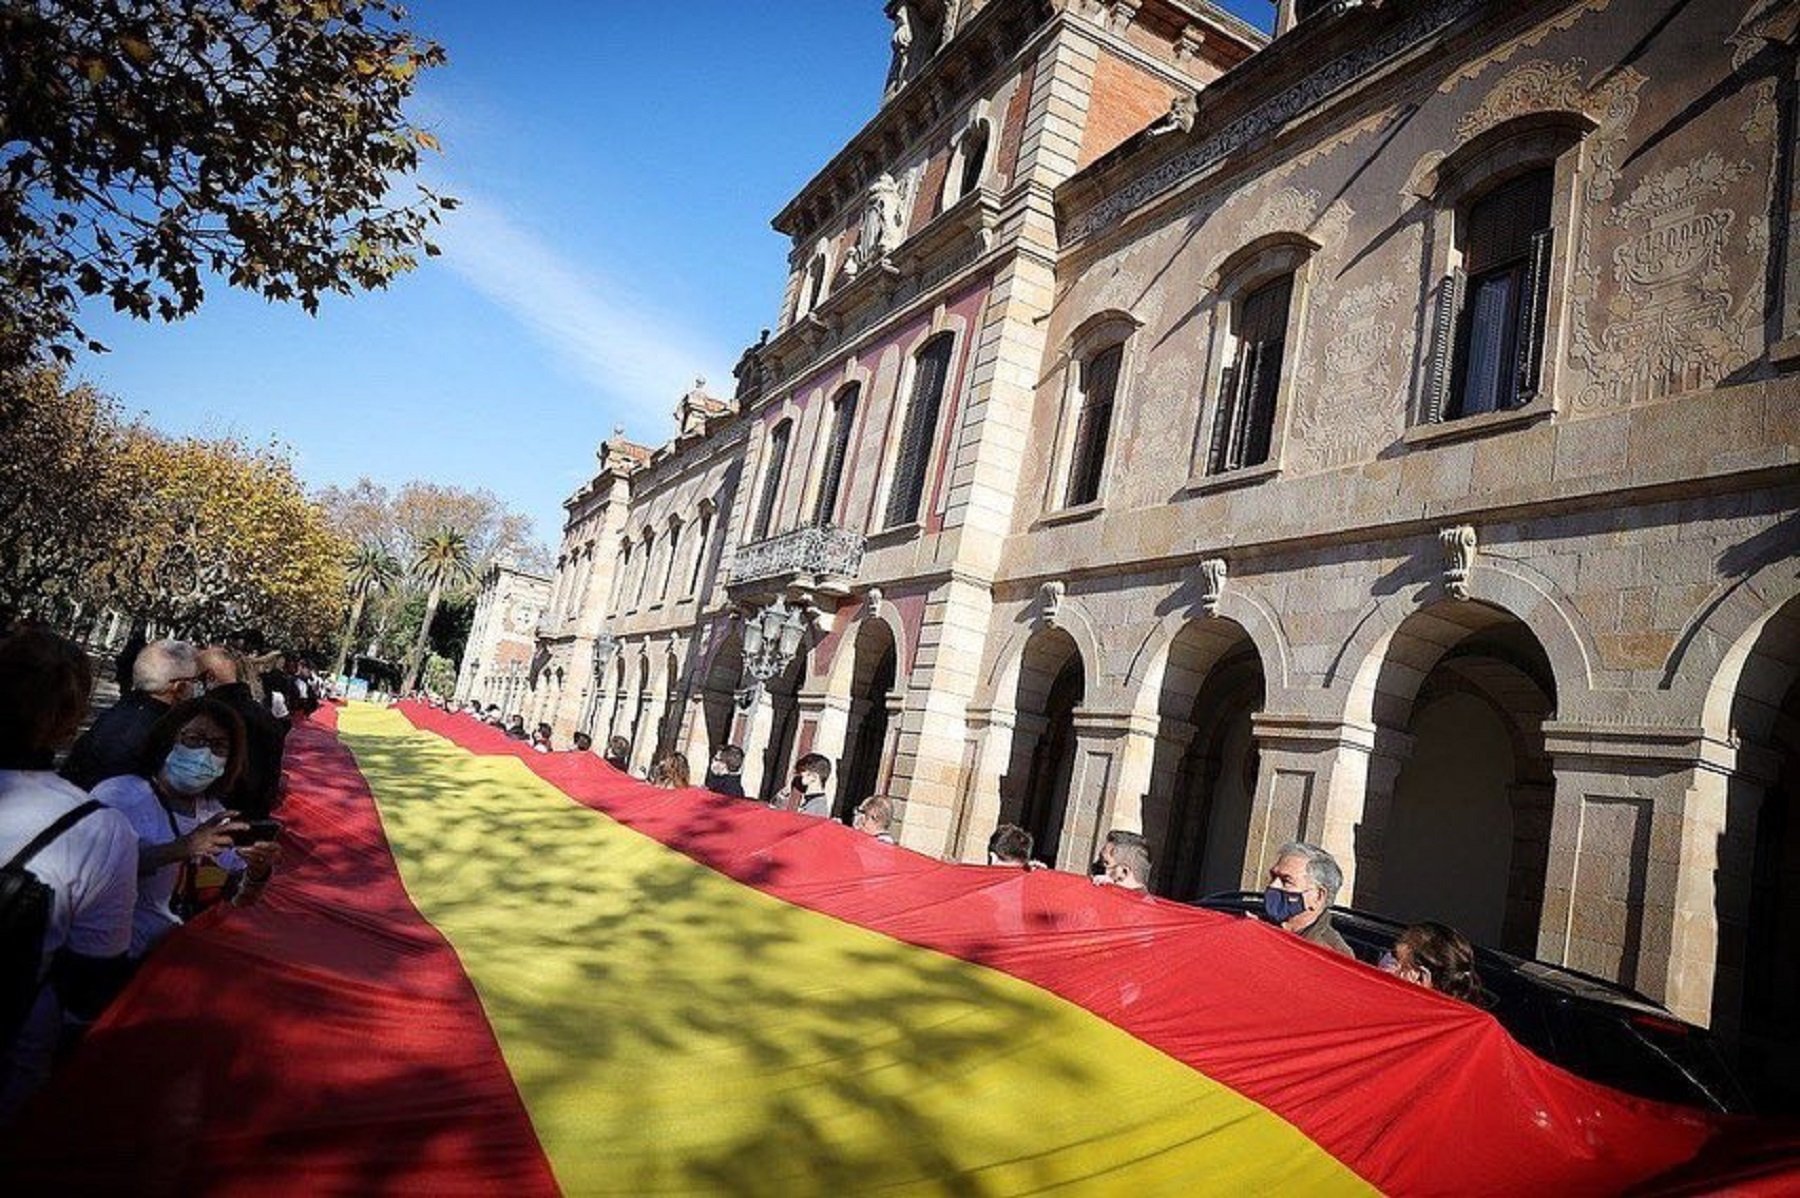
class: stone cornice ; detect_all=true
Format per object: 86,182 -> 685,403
1059,0 -> 1496,247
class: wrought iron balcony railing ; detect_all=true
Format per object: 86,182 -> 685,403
724,524 -> 866,591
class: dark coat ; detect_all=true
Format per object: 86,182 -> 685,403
61,690 -> 171,791
705,772 -> 746,799
207,681 -> 290,818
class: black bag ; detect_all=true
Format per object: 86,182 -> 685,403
0,800 -> 103,1047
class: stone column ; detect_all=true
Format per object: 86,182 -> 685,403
876,692 -> 905,795
1537,722 -> 1753,1027
1053,709 -> 1147,873
1239,714 -> 1399,902
947,705 -> 1016,861
737,693 -> 777,802
682,686 -> 715,768
805,689 -> 854,780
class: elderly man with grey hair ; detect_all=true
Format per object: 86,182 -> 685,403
1263,841 -> 1353,957
61,639 -> 199,791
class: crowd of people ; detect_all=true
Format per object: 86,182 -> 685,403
0,625 -> 305,1120
433,701 -> 1488,1010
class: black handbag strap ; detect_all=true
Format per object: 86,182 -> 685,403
3,800 -> 104,872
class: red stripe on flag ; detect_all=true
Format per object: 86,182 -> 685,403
3,714 -> 559,1196
400,703 -> 1796,1197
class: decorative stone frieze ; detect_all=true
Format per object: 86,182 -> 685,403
1439,525 -> 1478,601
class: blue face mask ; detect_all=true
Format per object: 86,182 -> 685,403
163,744 -> 226,795
1263,886 -> 1307,925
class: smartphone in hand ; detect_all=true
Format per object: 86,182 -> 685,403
229,819 -> 282,847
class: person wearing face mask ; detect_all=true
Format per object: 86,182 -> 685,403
788,753 -> 833,817
61,639 -> 200,791
90,699 -> 281,959
1263,841 -> 1353,957
704,744 -> 746,799
196,646 -> 288,820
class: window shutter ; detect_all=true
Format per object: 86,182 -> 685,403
1422,267 -> 1465,424
1513,227 -> 1553,405
886,336 -> 953,528
1207,362 -> 1239,475
753,423 -> 791,540
1065,343 -> 1122,507
1243,336 -> 1283,467
814,388 -> 858,526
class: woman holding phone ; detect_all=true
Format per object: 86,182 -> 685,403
91,697 -> 281,958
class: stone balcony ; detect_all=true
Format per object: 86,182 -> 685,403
723,524 -> 866,604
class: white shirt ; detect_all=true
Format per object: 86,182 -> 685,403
0,770 -> 137,1117
90,776 -> 243,958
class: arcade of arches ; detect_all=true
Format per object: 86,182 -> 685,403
590,583 -> 1800,1113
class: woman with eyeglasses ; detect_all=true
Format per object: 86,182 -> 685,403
1380,921 -> 1491,1007
90,698 -> 281,958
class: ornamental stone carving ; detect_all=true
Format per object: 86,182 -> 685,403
1440,526 -> 1478,601
1039,580 -> 1066,626
844,173 -> 907,279
1199,558 -> 1228,617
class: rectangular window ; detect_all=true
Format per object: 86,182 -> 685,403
886,334 -> 954,528
1064,343 -> 1122,507
814,387 -> 859,526
753,421 -> 792,540
1208,274 -> 1292,475
1438,169 -> 1554,421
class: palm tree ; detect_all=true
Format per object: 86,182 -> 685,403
404,528 -> 476,692
333,541 -> 400,677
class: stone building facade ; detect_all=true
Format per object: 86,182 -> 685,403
523,0 -> 1800,1104
453,562 -> 551,714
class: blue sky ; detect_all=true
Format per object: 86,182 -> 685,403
71,1 -> 1274,550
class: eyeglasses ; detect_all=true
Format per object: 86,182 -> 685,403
177,729 -> 232,755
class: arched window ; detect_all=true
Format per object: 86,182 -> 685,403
959,123 -> 989,199
753,420 -> 793,540
609,541 -> 631,615
1429,169 -> 1555,421
1064,343 -> 1123,507
814,384 -> 860,526
797,252 -> 828,319
1207,273 -> 1293,475
886,333 -> 954,528
633,530 -> 656,608
686,505 -> 714,597
659,518 -> 682,600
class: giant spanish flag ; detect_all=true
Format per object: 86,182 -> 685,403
6,703 -> 1796,1195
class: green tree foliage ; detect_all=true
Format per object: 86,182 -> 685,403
0,365 -> 136,619
404,527 -> 474,690
332,540 -> 400,675
0,0 -> 452,366
315,476 -> 547,665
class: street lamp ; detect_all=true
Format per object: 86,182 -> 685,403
736,597 -> 812,711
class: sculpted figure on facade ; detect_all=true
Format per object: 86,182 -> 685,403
844,172 -> 908,278
1198,558 -> 1228,617
885,2 -> 916,99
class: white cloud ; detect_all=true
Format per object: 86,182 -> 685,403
431,186 -> 733,423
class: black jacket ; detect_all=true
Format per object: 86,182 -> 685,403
208,682 -> 290,818
705,772 -> 746,799
62,690 -> 171,791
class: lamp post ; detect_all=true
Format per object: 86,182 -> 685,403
736,597 -> 811,713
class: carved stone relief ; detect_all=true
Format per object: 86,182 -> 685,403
1293,276 -> 1416,470
1573,151 -> 1760,410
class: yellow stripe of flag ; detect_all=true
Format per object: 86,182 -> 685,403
340,705 -> 1371,1196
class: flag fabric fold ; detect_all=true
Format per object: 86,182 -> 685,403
6,701 -> 1795,1197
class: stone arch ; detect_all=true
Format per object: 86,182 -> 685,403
1660,556 -> 1800,741
698,623 -> 744,760
983,595 -> 1106,712
1126,587 -> 1291,721
1135,616 -> 1269,902
996,624 -> 1089,867
1698,584 -> 1800,1112
826,596 -> 910,698
1341,590 -> 1560,954
834,617 -> 902,821
1334,559 -> 1593,726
